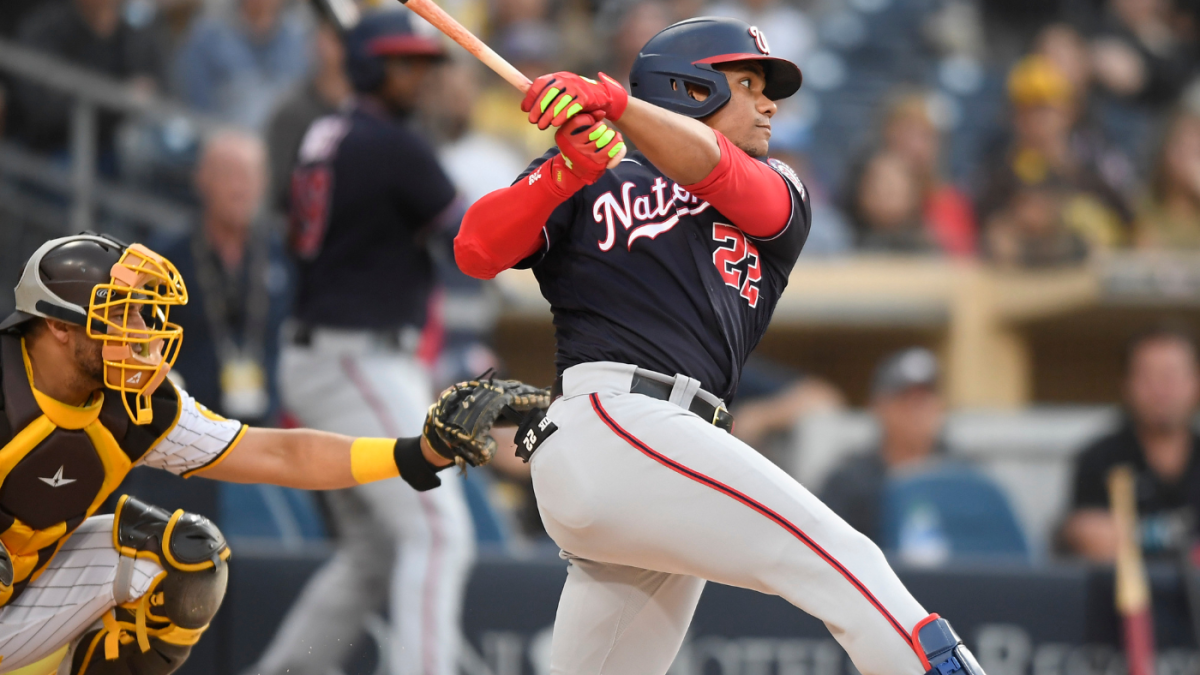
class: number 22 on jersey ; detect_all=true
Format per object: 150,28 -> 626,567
712,223 -> 762,307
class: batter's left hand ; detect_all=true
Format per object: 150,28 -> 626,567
522,72 -> 629,130
555,113 -> 627,183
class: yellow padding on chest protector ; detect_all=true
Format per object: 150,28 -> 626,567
350,438 -> 400,484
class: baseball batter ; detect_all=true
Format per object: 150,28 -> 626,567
455,17 -> 988,675
0,233 -> 538,675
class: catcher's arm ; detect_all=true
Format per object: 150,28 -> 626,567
199,428 -> 452,491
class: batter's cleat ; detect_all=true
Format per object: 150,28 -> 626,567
919,617 -> 987,675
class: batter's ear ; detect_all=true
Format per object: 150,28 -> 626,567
684,81 -> 710,102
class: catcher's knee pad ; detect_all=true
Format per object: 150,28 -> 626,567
69,496 -> 230,675
919,616 -> 987,675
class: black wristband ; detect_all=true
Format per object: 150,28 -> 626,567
393,437 -> 443,492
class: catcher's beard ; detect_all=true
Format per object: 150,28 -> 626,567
72,329 -> 107,389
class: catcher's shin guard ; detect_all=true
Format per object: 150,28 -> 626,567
70,496 -> 230,675
919,617 -> 987,675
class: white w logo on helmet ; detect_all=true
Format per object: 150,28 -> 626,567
748,26 -> 770,55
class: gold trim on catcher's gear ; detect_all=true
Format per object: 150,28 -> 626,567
72,496 -> 228,675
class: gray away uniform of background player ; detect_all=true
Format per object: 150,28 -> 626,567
249,12 -> 473,675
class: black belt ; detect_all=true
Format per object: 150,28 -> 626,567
553,373 -> 734,434
290,323 -> 412,349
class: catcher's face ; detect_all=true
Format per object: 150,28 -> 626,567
86,244 -> 188,424
697,62 -> 776,158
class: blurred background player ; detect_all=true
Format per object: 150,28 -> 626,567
248,9 -> 474,675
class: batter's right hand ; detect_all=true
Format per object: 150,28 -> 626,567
522,72 -> 629,130
554,113 -> 626,184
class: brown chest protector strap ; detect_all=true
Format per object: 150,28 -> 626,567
0,334 -> 41,446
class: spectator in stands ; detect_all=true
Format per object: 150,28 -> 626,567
1091,0 -> 1196,107
879,91 -> 978,257
821,348 -> 1026,563
821,348 -> 948,541
432,62 -> 525,207
174,0 -> 311,130
156,0 -> 207,54
983,179 -> 1090,267
155,130 -> 292,427
122,130 -> 291,521
266,6 -> 352,212
1135,109 -> 1200,249
978,55 -> 1129,254
849,151 -> 939,254
11,0 -> 166,161
1033,25 -> 1137,200
1063,327 -> 1200,562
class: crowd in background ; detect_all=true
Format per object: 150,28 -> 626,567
0,0 -> 1198,567
4,0 -> 1200,264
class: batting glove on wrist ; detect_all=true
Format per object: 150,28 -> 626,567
521,71 -> 629,130
554,112 -> 626,184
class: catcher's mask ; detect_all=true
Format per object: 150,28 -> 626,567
0,234 -> 188,425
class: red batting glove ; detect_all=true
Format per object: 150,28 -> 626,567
554,112 -> 626,184
521,72 -> 629,130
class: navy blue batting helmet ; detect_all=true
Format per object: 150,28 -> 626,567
629,17 -> 802,118
345,10 -> 446,93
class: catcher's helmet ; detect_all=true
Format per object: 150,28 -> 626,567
345,10 -> 446,93
1,233 -> 127,332
2,234 -> 189,425
629,17 -> 803,118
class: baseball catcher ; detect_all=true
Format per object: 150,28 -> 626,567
0,233 -> 543,674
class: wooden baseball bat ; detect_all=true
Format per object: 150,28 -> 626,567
397,0 -> 531,92
1109,465 -> 1156,675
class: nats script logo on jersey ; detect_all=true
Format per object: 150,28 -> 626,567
590,175 -> 768,307
593,177 -> 710,251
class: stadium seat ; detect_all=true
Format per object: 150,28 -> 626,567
878,463 -> 1029,563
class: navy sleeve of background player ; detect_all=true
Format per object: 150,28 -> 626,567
513,148 -> 583,269
383,126 -> 458,227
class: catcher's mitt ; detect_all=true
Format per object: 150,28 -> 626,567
423,377 -> 551,469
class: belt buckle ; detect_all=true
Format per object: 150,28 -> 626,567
712,404 -> 734,434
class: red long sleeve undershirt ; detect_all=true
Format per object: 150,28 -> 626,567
454,130 -> 792,280
686,130 -> 792,238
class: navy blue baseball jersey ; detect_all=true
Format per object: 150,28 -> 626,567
288,102 -> 457,329
517,148 -> 810,402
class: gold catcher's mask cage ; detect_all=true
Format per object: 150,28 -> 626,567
85,244 -> 188,425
